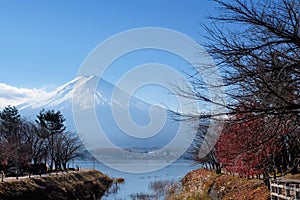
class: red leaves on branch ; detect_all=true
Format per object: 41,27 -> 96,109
215,111 -> 285,177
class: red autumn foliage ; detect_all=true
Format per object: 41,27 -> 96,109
215,112 -> 285,177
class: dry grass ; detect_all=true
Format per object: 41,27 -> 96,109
214,174 -> 269,200
284,173 -> 300,180
115,177 -> 125,184
167,169 -> 270,200
0,170 -> 113,200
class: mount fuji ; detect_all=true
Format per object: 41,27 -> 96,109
18,76 -> 179,149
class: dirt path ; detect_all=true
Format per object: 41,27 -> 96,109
0,169 -> 86,182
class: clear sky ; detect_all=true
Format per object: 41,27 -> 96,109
0,0 -> 217,108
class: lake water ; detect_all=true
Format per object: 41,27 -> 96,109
75,159 -> 200,199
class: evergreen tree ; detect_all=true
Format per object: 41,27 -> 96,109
36,109 -> 66,171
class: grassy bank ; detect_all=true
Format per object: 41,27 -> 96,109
0,169 -> 113,200
168,168 -> 269,200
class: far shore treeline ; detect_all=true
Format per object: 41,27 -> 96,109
0,106 -> 82,177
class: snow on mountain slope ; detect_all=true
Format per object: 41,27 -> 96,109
19,75 -> 108,111
18,76 -> 179,149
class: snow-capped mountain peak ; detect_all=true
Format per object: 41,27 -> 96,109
18,75 -> 177,149
19,75 -> 108,110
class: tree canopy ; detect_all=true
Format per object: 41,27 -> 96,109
182,0 -> 300,178
0,106 -> 82,176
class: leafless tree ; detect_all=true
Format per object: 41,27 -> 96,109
187,122 -> 221,173
175,0 -> 300,175
21,121 -> 48,165
57,132 -> 83,170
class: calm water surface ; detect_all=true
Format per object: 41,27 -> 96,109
75,159 -> 200,200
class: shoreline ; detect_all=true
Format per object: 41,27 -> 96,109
168,168 -> 270,200
0,169 -> 113,200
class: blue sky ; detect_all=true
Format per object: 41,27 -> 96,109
0,0 -> 217,108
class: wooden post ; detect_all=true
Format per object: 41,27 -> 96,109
270,179 -> 277,200
270,181 -> 273,200
1,171 -> 4,182
295,184 -> 300,199
285,182 -> 290,197
277,180 -> 281,197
